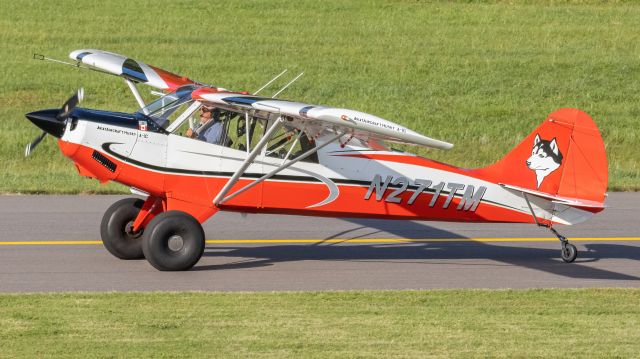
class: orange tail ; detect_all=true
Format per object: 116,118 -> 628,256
474,108 -> 608,206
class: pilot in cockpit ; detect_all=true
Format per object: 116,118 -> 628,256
186,106 -> 224,145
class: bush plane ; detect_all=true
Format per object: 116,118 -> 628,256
25,49 -> 608,271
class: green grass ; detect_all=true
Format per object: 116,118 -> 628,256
1,0 -> 639,192
0,289 -> 638,357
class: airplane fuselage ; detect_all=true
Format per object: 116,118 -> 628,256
53,108 -> 593,226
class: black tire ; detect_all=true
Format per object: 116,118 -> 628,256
561,243 -> 578,263
100,198 -> 145,260
141,211 -> 205,271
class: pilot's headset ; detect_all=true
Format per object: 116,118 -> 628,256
211,108 -> 222,122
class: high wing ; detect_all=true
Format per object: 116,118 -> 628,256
193,89 -> 453,150
67,49 -> 452,150
69,49 -> 198,91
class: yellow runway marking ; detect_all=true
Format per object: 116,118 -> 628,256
0,238 -> 638,246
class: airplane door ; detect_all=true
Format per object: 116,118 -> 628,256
218,114 -> 264,208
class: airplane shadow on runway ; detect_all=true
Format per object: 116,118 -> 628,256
197,219 -> 640,281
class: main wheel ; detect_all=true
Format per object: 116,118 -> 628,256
100,197 -> 145,260
141,211 -> 205,271
561,243 -> 578,263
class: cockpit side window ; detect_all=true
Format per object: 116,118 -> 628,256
146,96 -> 319,161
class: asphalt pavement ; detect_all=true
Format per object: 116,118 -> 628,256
0,193 -> 638,292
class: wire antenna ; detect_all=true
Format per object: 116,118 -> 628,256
271,72 -> 304,98
254,69 -> 288,95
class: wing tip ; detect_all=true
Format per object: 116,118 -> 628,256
427,139 -> 454,150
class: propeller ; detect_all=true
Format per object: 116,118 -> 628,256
24,88 -> 84,157
24,132 -> 47,157
57,87 -> 84,120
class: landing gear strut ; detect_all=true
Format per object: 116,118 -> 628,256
523,193 -> 578,263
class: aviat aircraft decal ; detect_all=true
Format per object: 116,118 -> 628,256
350,116 -> 408,134
24,49 -> 608,271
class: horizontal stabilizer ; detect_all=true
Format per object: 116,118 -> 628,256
500,183 -> 605,211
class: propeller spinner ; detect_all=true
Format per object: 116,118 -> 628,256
24,88 -> 84,157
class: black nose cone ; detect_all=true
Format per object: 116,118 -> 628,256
25,109 -> 65,138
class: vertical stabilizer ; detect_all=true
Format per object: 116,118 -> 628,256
473,108 -> 608,206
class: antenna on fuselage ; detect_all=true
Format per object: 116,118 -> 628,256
253,69 -> 288,95
271,72 -> 304,98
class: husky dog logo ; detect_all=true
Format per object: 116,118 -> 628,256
526,134 -> 563,188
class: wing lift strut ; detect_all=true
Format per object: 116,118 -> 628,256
521,192 -> 578,263
213,117 -> 342,207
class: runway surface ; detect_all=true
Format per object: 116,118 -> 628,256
0,193 -> 638,292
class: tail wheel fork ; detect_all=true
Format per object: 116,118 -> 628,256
522,193 -> 578,263
550,226 -> 578,263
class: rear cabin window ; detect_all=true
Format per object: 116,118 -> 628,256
220,111 -> 318,163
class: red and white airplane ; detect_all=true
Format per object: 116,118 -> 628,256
25,49 -> 608,271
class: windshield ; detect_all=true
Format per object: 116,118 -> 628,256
138,85 -> 198,127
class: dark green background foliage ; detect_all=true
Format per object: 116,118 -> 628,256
1,0 -> 638,192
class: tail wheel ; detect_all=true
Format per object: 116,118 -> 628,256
141,211 -> 205,271
561,243 -> 578,263
100,198 -> 145,260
